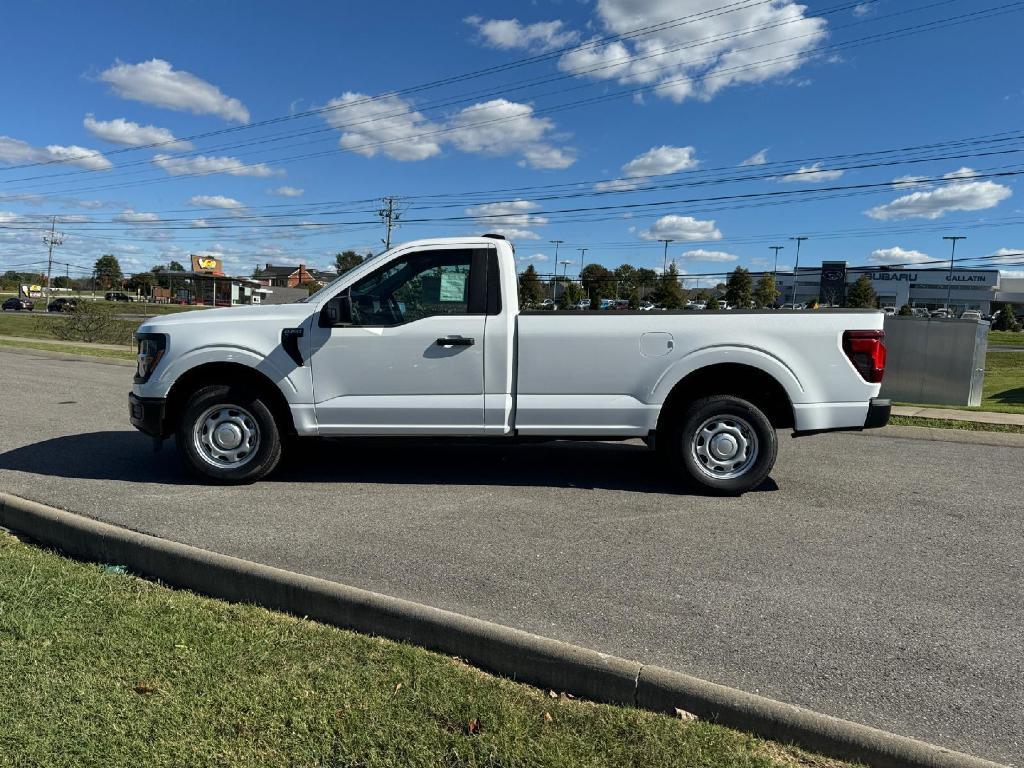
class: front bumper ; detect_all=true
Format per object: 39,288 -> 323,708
129,392 -> 166,438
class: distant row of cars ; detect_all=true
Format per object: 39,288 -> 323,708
2,296 -> 80,312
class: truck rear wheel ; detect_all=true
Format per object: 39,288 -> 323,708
176,384 -> 282,484
663,395 -> 777,495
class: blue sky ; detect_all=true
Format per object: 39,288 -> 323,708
2,0 -> 1023,285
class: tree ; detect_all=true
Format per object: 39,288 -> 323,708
705,296 -> 720,311
724,267 -> 753,308
335,250 -> 364,275
614,264 -> 638,295
898,304 -> 913,316
845,275 -> 877,308
652,264 -> 686,309
93,254 -> 123,290
992,303 -> 1021,331
557,281 -> 584,310
627,289 -> 640,310
634,268 -> 658,300
518,265 -> 543,307
126,271 -> 156,296
168,260 -> 185,272
52,275 -> 71,289
753,273 -> 780,308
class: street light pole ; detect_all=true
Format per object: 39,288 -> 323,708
659,238 -> 674,274
789,236 -> 807,305
942,236 -> 966,312
577,247 -> 587,276
549,239 -> 563,299
770,245 -> 784,276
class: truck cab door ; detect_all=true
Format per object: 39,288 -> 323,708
308,246 -> 493,434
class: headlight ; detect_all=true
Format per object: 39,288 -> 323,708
135,333 -> 167,383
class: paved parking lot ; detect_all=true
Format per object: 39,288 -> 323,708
1,348 -> 1021,764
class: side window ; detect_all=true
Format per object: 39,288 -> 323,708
348,249 -> 476,326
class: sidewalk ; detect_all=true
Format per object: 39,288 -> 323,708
0,334 -> 131,351
891,405 -> 1024,425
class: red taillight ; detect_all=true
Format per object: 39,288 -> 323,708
843,330 -> 886,383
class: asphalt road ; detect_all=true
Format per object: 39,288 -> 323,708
1,348 -> 1021,765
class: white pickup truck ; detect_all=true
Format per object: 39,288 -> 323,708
130,235 -> 889,493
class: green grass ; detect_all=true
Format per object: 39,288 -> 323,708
889,415 -> 1024,433
0,311 -> 61,339
0,338 -> 136,361
988,330 -> 1023,346
0,533 -> 845,768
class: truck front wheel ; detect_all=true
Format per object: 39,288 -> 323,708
176,384 -> 283,484
664,395 -> 777,495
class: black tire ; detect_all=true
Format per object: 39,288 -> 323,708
175,384 -> 283,484
662,395 -> 777,495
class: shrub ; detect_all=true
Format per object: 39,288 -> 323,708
51,301 -> 135,345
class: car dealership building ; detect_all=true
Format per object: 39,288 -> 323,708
764,263 -> 1003,312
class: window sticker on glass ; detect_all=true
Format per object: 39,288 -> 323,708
439,270 -> 468,302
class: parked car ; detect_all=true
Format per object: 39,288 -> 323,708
47,297 -> 78,313
2,297 -> 34,311
105,291 -> 132,302
638,301 -> 656,311
780,303 -> 806,310
960,310 -> 982,321
574,299 -> 591,310
129,235 -> 890,494
538,298 -> 555,309
882,306 -> 897,316
930,308 -> 952,319
911,307 -> 930,317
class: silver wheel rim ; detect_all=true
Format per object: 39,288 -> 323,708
690,414 -> 759,480
193,404 -> 260,469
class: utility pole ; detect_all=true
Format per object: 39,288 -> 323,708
659,238 -> 674,274
378,197 -> 401,250
770,245 -> 784,276
549,239 -> 564,299
943,235 -> 966,312
43,217 -> 64,304
789,236 -> 807,305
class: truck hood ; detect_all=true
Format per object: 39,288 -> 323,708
137,303 -> 313,333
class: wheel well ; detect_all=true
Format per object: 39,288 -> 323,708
657,363 -> 794,433
163,362 -> 296,438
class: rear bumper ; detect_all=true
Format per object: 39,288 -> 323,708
793,397 -> 890,437
863,397 -> 891,429
129,393 -> 166,438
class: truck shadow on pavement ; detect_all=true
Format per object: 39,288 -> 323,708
0,430 -> 780,495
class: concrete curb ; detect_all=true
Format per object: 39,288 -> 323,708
0,492 -> 1007,768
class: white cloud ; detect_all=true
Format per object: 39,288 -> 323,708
323,92 -> 442,161
322,93 -> 574,169
867,169 -> 1012,220
448,99 -> 575,169
557,0 -> 829,103
270,186 -> 304,197
114,210 -> 159,223
640,215 -> 722,242
83,115 -> 192,151
986,247 -> 1024,265
868,246 -> 932,265
0,135 -> 111,170
853,3 -> 874,17
891,174 -> 930,189
780,162 -> 843,183
99,59 -> 249,122
0,211 -> 21,224
188,195 -> 244,210
465,199 -> 548,240
517,252 -> 551,270
597,145 -> 697,191
679,248 -> 738,262
152,153 -> 282,177
465,16 -> 578,52
621,145 -> 698,177
741,148 -> 768,166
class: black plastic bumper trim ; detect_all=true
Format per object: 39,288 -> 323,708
129,393 -> 166,439
864,398 -> 891,429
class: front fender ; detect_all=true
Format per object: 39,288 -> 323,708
649,345 -> 805,405
145,344 -> 302,401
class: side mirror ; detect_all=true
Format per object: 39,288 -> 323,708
319,291 -> 353,327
